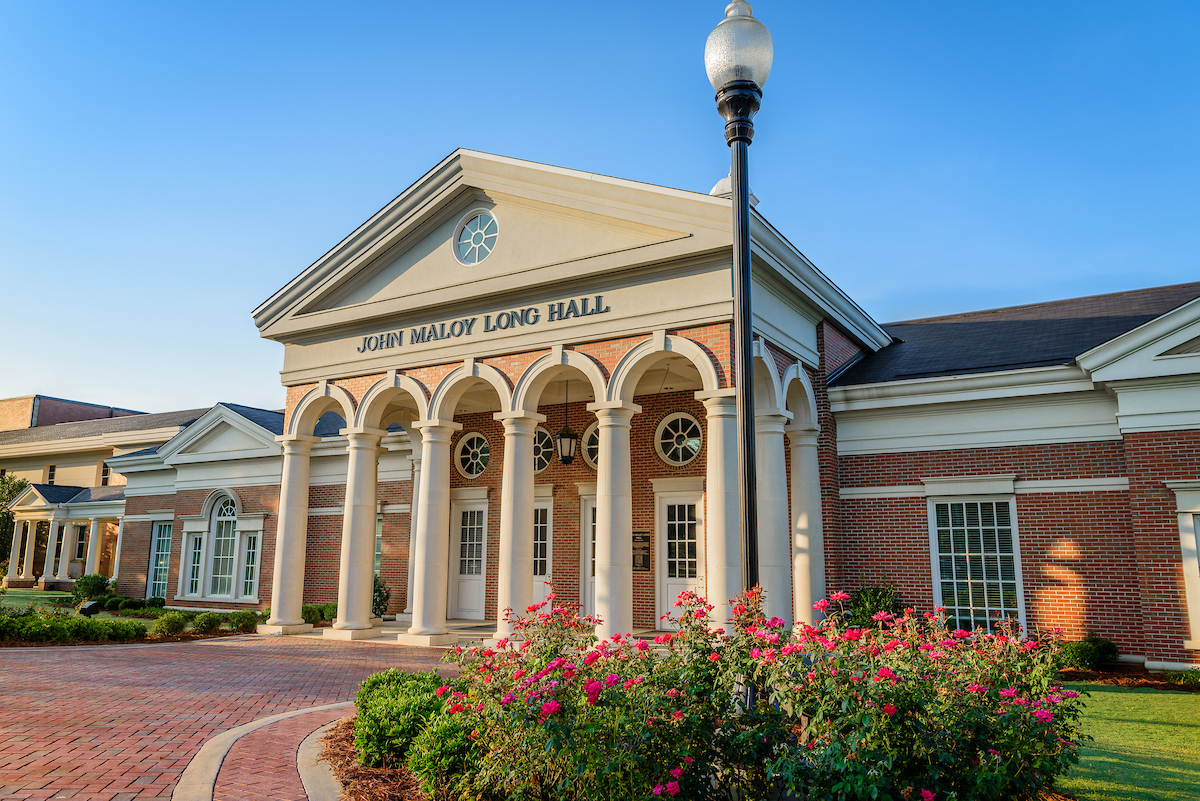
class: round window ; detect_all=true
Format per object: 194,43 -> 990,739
454,210 -> 498,265
581,421 -> 600,470
655,413 -> 703,466
533,426 -> 553,473
455,432 -> 491,478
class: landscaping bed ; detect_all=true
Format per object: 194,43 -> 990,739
1058,666 -> 1200,693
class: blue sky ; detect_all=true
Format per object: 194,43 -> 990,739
1,1 -> 1197,412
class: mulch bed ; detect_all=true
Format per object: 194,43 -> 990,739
321,715 -> 426,801
1058,663 -> 1200,693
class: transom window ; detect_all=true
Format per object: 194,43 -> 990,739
459,509 -> 484,575
149,522 -> 172,599
454,211 -> 498,265
455,433 -> 491,478
209,499 -> 238,596
582,422 -> 599,470
665,502 -> 699,579
932,499 -> 1022,633
655,413 -> 703,466
533,507 -> 549,577
533,427 -> 554,473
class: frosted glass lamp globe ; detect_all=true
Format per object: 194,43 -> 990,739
704,1 -> 773,90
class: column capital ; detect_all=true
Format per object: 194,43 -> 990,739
694,388 -> 736,402
339,426 -> 387,439
785,425 -> 820,447
412,418 -> 464,435
276,433 -> 320,446
755,409 -> 792,434
493,411 -> 546,434
586,400 -> 641,420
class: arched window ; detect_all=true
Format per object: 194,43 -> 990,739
209,499 -> 238,596
180,492 -> 262,602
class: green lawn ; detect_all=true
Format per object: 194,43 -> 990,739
1060,682 -> 1200,801
1,587 -> 73,608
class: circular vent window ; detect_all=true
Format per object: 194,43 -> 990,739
455,210 -> 498,265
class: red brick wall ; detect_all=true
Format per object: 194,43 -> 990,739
0,397 -> 35,431
34,398 -> 140,427
821,323 -> 864,376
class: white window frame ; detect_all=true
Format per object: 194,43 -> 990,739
447,493 -> 489,620
148,521 -> 173,600
578,492 -> 597,616
454,432 -> 491,479
175,491 -> 264,604
927,495 -> 1027,634
1166,481 -> 1200,652
654,412 -> 703,467
533,426 -> 554,474
654,483 -> 706,621
532,487 -> 554,602
581,422 -> 599,470
74,525 -> 88,561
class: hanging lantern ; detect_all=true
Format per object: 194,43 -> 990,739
556,423 -> 578,465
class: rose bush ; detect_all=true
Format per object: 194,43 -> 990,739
364,586 -> 1085,801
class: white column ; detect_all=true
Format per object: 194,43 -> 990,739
109,517 -> 125,581
404,427 -> 423,614
84,519 -> 103,576
400,420 -> 460,646
55,522 -> 75,580
588,401 -> 640,641
787,425 -> 825,625
265,435 -> 318,632
5,521 -> 20,580
492,412 -> 544,641
698,392 -> 741,631
21,522 -> 37,579
328,428 -> 384,638
41,519 -> 62,581
756,411 -> 793,627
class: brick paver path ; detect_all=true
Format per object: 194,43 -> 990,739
0,636 -> 451,801
211,707 -> 347,801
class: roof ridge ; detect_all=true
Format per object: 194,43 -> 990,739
887,280 -> 1200,325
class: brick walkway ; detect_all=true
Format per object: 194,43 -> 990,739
0,636 -> 451,801
211,707 -> 347,801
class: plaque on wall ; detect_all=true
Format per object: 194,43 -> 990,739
632,532 -> 651,572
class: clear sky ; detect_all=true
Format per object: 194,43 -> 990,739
2,1 -> 1197,412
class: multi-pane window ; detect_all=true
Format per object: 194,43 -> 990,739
456,433 -> 490,478
656,414 -> 703,466
665,503 -> 699,579
242,534 -> 258,597
149,523 -> 172,599
188,536 -> 203,594
933,500 -> 1021,633
209,499 -> 237,596
374,517 -> 383,575
100,464 -> 111,486
533,428 -> 553,473
533,507 -> 549,577
46,465 -> 56,485
589,506 -> 596,578
459,510 -> 484,575
74,525 -> 87,560
582,423 -> 600,469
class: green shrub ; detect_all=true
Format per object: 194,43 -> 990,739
301,604 -> 322,626
1059,635 -> 1120,670
230,609 -> 259,633
72,574 -> 110,602
407,709 -> 480,799
0,610 -> 147,643
104,596 -> 126,611
260,607 -> 270,622
118,598 -> 144,612
354,670 -> 445,768
193,612 -> 222,634
1167,668 -> 1200,688
321,601 -> 338,621
848,581 -> 904,628
150,610 -> 188,636
145,597 -> 166,608
373,573 -> 391,618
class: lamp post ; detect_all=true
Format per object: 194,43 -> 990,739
705,1 -> 773,592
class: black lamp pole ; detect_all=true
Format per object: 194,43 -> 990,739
716,80 -> 762,591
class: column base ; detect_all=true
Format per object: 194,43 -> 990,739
323,627 -> 383,640
37,579 -> 74,592
256,623 -> 314,635
2,578 -> 36,589
395,632 -> 458,647
371,617 -> 383,628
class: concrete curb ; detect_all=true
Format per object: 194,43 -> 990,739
171,701 -> 353,801
298,720 -> 343,801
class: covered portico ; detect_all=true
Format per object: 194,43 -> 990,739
4,484 -> 125,590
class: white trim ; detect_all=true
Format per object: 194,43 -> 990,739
575,481 -> 597,496
122,512 -> 177,522
579,494 -> 597,614
454,432 -> 492,479
1146,660 -> 1200,672
840,485 -> 926,499
534,484 -> 554,499
307,507 -> 345,517
654,412 -> 704,467
449,486 -> 489,501
448,498 -> 488,621
451,207 -> 500,266
842,476 -> 1131,499
829,364 -> 1097,412
1167,481 -> 1200,653
381,503 -> 411,514
923,475 -> 1016,497
532,426 -> 553,474
581,421 -> 599,470
649,477 -> 705,494
654,488 -> 705,622
532,497 -> 554,603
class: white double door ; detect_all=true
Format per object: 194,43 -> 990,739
657,492 -> 705,620
581,497 -> 597,617
449,501 -> 487,620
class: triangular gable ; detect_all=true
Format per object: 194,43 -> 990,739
1078,296 -> 1200,382
252,150 -> 731,340
8,484 -> 83,512
158,404 -> 282,466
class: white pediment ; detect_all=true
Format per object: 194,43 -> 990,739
159,405 -> 282,466
1080,297 -> 1200,383
10,486 -> 53,511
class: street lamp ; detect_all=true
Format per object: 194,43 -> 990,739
705,1 -> 773,592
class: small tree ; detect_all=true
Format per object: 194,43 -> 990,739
0,475 -> 29,563
372,573 -> 391,618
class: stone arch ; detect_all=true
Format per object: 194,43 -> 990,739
512,348 -> 608,415
607,333 -> 722,403
200,487 -> 241,518
781,362 -> 820,430
287,382 -> 357,436
355,373 -> 431,430
428,360 -> 514,420
751,340 -> 785,411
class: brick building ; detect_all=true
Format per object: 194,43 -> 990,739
6,151 -> 1198,669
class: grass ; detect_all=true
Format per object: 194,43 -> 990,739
1059,682 -> 1200,801
1,587 -> 73,608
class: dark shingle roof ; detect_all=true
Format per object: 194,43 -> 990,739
64,486 -> 126,503
219,403 -> 285,435
833,282 -> 1200,386
0,408 -> 208,447
29,484 -> 87,504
